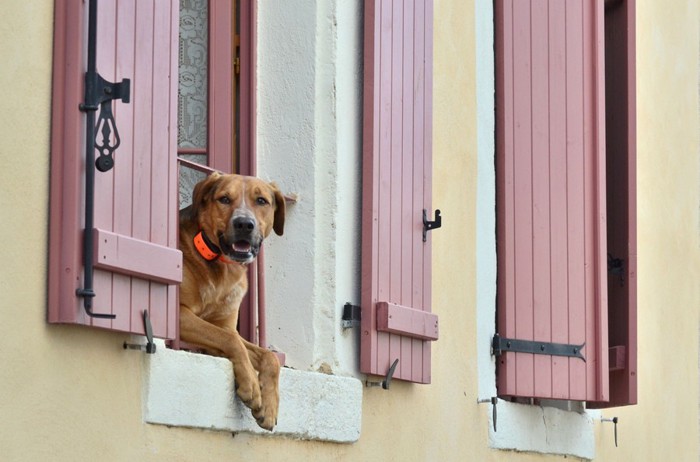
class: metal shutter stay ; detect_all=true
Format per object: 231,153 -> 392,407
76,0 -> 131,319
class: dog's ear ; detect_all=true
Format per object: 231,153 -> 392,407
190,172 -> 222,218
271,183 -> 286,236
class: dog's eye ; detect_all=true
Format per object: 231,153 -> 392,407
217,196 -> 231,205
255,197 -> 269,206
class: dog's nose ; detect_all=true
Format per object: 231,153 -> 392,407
233,216 -> 255,232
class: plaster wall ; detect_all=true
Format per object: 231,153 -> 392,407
0,0 -> 698,461
256,0 -> 363,376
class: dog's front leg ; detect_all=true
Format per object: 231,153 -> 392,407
179,307 -> 262,414
242,338 -> 280,430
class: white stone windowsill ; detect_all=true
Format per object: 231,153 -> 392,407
143,340 -> 362,443
486,399 -> 600,460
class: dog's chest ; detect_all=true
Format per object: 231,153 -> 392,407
198,279 -> 246,320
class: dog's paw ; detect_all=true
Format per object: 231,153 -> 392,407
236,382 -> 262,413
253,399 -> 278,431
234,367 -> 262,412
253,375 -> 279,431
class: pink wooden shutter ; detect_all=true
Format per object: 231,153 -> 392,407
207,0 -> 234,174
361,0 -> 437,384
589,0 -> 637,408
495,0 -> 609,401
48,0 -> 180,339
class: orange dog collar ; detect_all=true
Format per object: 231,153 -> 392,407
193,231 -> 235,264
193,231 -> 220,261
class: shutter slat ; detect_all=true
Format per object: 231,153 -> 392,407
511,0 -> 535,398
564,0 -> 588,402
531,0 -> 553,399
150,0 -> 180,337
495,0 -> 517,395
208,0 -> 234,173
547,0 -> 571,401
420,0 -> 434,383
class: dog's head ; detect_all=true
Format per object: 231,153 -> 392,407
189,172 -> 285,264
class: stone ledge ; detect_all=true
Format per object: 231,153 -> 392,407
143,341 -> 362,443
488,399 -> 598,460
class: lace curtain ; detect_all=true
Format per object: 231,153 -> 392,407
178,0 -> 208,208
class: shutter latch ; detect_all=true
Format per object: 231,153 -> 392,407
123,310 -> 157,354
366,358 -> 399,389
423,209 -> 442,242
608,253 -> 625,287
601,416 -> 620,447
477,397 -> 499,432
492,333 -> 586,361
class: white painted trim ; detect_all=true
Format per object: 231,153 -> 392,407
475,0 -> 498,403
143,341 -> 362,443
474,2 -> 597,459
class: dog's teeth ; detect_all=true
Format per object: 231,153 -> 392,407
233,241 -> 252,253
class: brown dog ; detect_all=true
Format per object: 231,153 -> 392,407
178,172 -> 285,430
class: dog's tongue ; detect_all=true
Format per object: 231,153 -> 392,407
233,241 -> 252,253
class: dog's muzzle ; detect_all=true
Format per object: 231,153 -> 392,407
220,215 -> 262,264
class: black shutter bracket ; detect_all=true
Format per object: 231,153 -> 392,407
423,209 -> 442,242
123,310 -> 157,354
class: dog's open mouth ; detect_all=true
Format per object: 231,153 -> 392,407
233,240 -> 252,254
223,237 -> 259,263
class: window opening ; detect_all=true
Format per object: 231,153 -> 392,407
178,0 -> 210,207
173,0 -> 266,350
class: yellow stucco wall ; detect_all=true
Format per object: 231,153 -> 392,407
593,1 -> 700,460
0,0 -> 698,460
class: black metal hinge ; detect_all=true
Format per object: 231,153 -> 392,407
79,0 -> 131,173
492,333 -> 586,362
341,303 -> 361,329
84,73 -> 130,173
